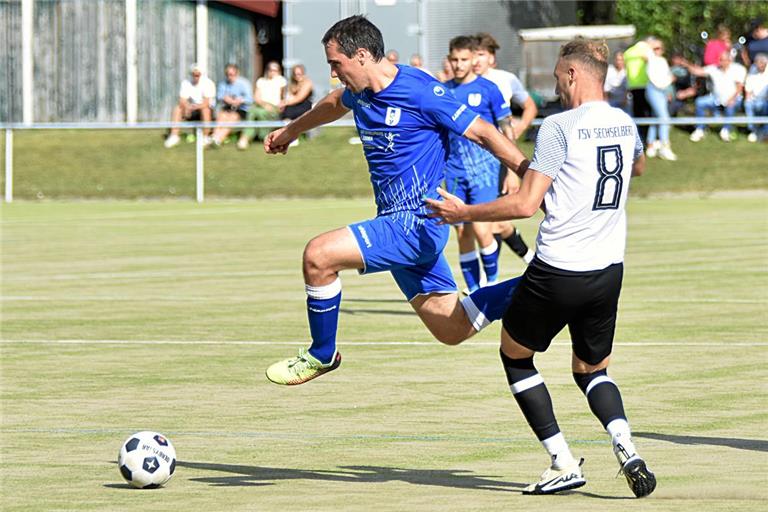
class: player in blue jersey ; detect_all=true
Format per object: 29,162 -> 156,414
261,15 -> 532,386
443,35 -> 516,294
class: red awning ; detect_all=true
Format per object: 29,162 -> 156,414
214,0 -> 280,18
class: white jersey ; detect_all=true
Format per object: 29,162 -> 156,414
529,101 -> 643,272
179,76 -> 216,106
484,68 -> 530,107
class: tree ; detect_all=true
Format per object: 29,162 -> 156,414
614,0 -> 768,60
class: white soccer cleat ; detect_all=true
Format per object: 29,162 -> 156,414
164,133 -> 180,149
747,132 -> 758,143
645,141 -> 659,158
689,129 -> 705,142
236,136 -> 249,150
719,128 -> 732,142
522,457 -> 586,495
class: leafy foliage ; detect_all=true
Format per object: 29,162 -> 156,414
614,0 -> 768,60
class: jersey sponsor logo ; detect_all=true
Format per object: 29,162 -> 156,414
356,225 -> 372,248
356,98 -> 371,108
451,104 -> 467,121
433,85 -> 445,96
384,132 -> 398,152
385,107 -> 401,126
468,93 -> 482,107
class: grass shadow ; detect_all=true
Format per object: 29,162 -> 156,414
634,431 -> 768,453
178,461 -> 522,492
340,308 -> 416,317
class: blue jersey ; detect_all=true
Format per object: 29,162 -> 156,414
341,66 -> 479,218
443,76 -> 510,184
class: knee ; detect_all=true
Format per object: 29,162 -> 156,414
302,238 -> 327,276
433,330 -> 465,346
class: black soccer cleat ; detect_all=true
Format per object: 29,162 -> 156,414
620,457 -> 656,498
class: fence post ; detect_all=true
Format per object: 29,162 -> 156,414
196,127 -> 204,203
4,129 -> 12,203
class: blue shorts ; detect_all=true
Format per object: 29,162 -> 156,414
348,212 -> 458,301
444,172 -> 499,205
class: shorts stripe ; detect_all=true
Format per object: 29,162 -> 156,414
510,373 -> 544,394
460,296 -> 489,331
585,375 -> 615,396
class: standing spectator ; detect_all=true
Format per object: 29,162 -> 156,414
280,64 -> 314,121
669,52 -> 700,116
210,63 -> 253,150
604,50 -> 629,112
385,49 -> 399,64
703,25 -> 732,66
645,40 -> 677,160
744,53 -> 768,142
436,57 -> 454,82
742,18 -> 768,68
684,51 -> 747,142
248,61 -> 288,142
623,37 -> 654,140
164,63 -> 216,148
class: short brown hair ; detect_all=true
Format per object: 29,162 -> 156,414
474,32 -> 500,54
559,38 -> 609,82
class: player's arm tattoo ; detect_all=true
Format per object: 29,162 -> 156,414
497,117 -> 516,141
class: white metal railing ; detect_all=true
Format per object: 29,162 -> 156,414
2,116 -> 767,203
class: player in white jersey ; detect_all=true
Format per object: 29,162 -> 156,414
474,33 -> 538,265
426,39 -> 655,498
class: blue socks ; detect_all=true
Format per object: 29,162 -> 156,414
459,251 -> 481,292
461,276 -> 521,331
479,240 -> 499,283
306,278 -> 342,364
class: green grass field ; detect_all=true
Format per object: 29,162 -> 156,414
1,126 -> 767,200
1,196 -> 766,511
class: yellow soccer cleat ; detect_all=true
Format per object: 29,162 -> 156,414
265,348 -> 342,385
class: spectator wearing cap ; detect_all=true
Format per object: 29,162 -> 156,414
164,63 -> 216,149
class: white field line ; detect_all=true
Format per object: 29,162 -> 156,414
1,295 -> 765,304
1,339 -> 766,347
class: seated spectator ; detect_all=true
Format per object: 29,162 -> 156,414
247,61 -> 287,142
604,50 -> 629,112
645,41 -> 677,160
280,64 -> 313,121
669,52 -> 701,116
210,63 -> 253,150
386,49 -> 399,64
683,51 -> 747,142
742,18 -> 768,68
703,24 -> 732,66
744,53 -> 768,142
164,63 -> 216,149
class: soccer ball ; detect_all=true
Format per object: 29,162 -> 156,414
118,431 -> 177,489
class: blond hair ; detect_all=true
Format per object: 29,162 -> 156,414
559,38 -> 609,83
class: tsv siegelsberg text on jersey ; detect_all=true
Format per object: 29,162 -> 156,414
529,101 -> 644,272
443,76 -> 511,189
341,65 -> 479,219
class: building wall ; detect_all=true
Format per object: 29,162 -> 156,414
0,0 -> 259,123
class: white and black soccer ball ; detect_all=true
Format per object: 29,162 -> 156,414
118,431 -> 177,489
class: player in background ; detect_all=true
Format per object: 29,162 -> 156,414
474,33 -> 539,264
262,15 -> 530,386
427,39 -> 655,498
442,35 -> 515,293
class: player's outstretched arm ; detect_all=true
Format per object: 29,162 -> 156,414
464,118 -> 529,178
264,88 -> 350,154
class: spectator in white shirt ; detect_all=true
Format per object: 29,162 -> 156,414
164,63 -> 216,148
744,53 -> 768,142
683,51 -> 747,142
247,61 -> 288,141
644,41 -> 677,160
604,50 -> 629,113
